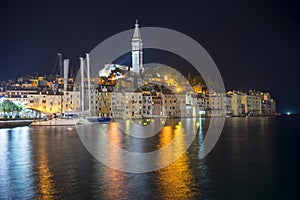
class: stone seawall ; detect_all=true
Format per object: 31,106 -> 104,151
0,120 -> 33,128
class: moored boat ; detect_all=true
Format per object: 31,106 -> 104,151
87,117 -> 110,123
31,118 -> 81,126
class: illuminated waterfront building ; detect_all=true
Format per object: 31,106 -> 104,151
142,93 -> 152,117
205,92 -> 226,117
227,91 -> 243,116
98,86 -> 113,117
26,91 -> 80,115
241,93 -> 262,116
111,91 -> 125,118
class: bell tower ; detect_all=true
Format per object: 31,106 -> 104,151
131,19 -> 143,75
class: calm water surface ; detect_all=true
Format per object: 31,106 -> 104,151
0,117 -> 299,200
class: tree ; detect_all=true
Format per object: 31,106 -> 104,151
192,75 -> 206,86
0,100 -> 21,118
187,73 -> 192,84
15,102 -> 23,117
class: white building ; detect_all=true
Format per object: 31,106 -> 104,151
111,91 -> 125,118
185,93 -> 198,117
99,64 -> 128,78
227,91 -> 243,116
262,99 -> 276,115
196,94 -> 206,116
124,91 -> 143,118
152,96 -> 163,117
205,92 -> 226,117
224,95 -> 232,116
241,93 -> 262,116
142,94 -> 152,117
63,91 -> 81,114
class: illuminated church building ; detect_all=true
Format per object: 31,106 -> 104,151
99,20 -> 143,77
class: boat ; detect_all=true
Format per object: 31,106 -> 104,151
79,54 -> 111,124
87,117 -> 110,123
31,53 -> 111,126
31,118 -> 81,126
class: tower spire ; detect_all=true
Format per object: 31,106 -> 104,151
133,19 -> 141,40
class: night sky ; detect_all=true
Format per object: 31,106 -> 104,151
0,0 -> 299,113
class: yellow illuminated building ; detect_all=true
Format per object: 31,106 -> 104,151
26,91 -> 80,114
193,84 -> 203,94
98,91 -> 112,117
148,77 -> 163,83
30,79 -> 39,87
165,77 -> 179,87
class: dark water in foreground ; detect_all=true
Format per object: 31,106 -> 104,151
0,117 -> 299,200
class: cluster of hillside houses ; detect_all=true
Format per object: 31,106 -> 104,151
0,73 -> 277,119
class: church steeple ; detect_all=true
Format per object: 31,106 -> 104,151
133,19 -> 141,40
131,19 -> 143,75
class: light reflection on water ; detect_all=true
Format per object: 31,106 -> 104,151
0,119 -> 204,199
103,125 -> 129,200
0,117 -> 296,199
0,127 -> 35,199
157,121 -> 195,199
35,128 -> 59,199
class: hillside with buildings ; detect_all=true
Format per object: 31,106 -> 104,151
0,70 -> 277,119
0,20 -> 277,119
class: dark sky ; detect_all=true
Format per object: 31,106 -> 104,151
0,0 -> 299,113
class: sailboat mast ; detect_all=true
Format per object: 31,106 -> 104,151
80,57 -> 85,112
58,53 -> 63,116
86,53 -> 91,116
58,53 -> 63,78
